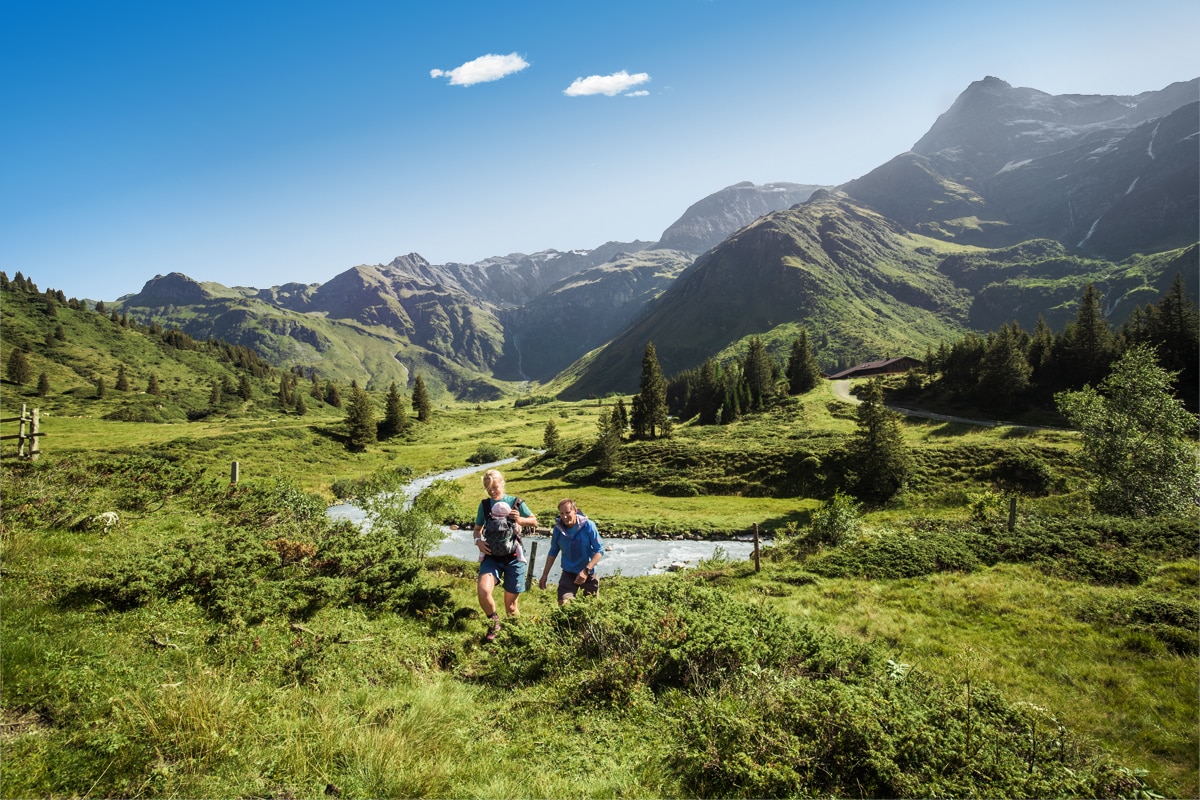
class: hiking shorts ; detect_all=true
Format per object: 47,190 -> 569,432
557,568 -> 599,602
479,555 -> 527,594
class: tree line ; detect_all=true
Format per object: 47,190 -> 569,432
918,275 -> 1198,413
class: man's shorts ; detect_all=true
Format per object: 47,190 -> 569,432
479,555 -> 527,594
557,568 -> 599,602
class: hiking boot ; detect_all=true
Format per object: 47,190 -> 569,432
484,614 -> 501,643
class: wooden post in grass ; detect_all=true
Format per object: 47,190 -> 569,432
753,523 -> 761,572
16,404 -> 28,458
29,407 -> 39,461
525,540 -> 539,590
230,461 -> 240,485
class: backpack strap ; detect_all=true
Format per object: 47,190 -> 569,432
511,497 -> 525,543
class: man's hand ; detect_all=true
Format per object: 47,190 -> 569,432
538,575 -> 548,590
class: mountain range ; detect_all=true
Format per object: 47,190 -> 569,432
116,76 -> 1199,400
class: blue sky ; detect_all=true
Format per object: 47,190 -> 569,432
3,0 -> 1198,301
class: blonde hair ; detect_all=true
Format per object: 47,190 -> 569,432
483,469 -> 505,492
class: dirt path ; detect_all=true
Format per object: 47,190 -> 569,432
830,379 -> 1058,431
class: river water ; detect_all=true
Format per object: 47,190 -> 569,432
325,458 -> 760,579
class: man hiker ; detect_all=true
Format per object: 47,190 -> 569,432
473,469 -> 537,643
538,498 -> 603,606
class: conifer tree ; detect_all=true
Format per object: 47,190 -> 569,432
95,300 -> 106,314
36,372 -> 50,397
6,348 -> 31,385
147,374 -> 161,397
344,384 -> 377,451
379,382 -> 409,438
115,364 -> 130,391
786,329 -> 822,395
237,374 -> 253,401
95,377 -> 106,399
324,381 -> 342,408
294,392 -> 307,416
977,323 -> 1031,410
633,341 -> 669,438
209,381 -> 222,406
310,374 -> 323,400
54,324 -> 66,341
412,374 -> 432,422
543,418 -> 561,454
850,378 -> 911,501
613,398 -> 628,435
743,336 -> 775,410
1053,283 -> 1114,389
594,407 -> 621,474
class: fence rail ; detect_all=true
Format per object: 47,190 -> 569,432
2,405 -> 41,460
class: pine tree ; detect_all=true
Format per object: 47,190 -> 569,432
696,358 -> 722,425
209,381 -> 222,406
344,384 -> 377,451
633,342 -> 669,439
324,381 -> 342,408
379,382 -> 408,438
786,329 -> 822,395
543,418 -> 562,454
1053,283 -> 1114,389
278,375 -> 292,408
294,393 -> 307,415
412,374 -> 432,422
36,372 -> 50,397
742,336 -> 775,410
977,323 -> 1031,410
6,348 -> 31,385
95,377 -> 106,399
54,324 -> 66,342
147,374 -> 161,397
613,398 -> 628,435
850,378 -> 911,501
594,408 -> 621,474
115,364 -> 130,391
310,374 -> 323,400
237,374 -> 253,401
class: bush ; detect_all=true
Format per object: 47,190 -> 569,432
467,443 -> 507,464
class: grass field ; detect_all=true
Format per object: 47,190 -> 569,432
2,373 -> 1196,798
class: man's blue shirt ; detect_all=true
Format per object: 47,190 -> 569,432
548,514 -> 603,573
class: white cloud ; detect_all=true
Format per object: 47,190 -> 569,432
563,70 -> 650,97
625,90 -> 650,97
430,52 -> 529,87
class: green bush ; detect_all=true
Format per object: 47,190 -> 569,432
467,443 -> 508,464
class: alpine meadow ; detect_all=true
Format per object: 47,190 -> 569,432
2,61 -> 1199,800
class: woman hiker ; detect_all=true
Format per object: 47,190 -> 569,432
473,469 -> 537,642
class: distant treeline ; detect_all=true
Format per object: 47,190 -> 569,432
918,275 -> 1198,413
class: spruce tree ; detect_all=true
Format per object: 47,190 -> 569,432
95,377 -> 106,399
543,418 -> 561,454
379,382 -> 408,438
147,374 -> 161,397
36,372 -> 50,397
324,381 -> 342,408
850,378 -> 911,501
742,336 -> 775,410
209,381 -> 222,406
633,341 -> 669,439
6,348 -> 31,385
412,374 -> 432,422
115,364 -> 130,391
786,329 -> 822,395
594,407 -> 621,474
237,374 -> 253,401
294,393 -> 307,415
344,384 -> 377,451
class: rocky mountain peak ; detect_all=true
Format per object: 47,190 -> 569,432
131,272 -> 211,304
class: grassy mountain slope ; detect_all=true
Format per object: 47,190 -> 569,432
496,248 -> 693,382
561,192 -> 975,397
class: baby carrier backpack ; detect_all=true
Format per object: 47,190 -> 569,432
483,497 -> 523,558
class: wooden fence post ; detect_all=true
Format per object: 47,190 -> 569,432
230,461 -> 240,485
29,408 -> 39,461
753,523 -> 761,572
525,540 -> 539,590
